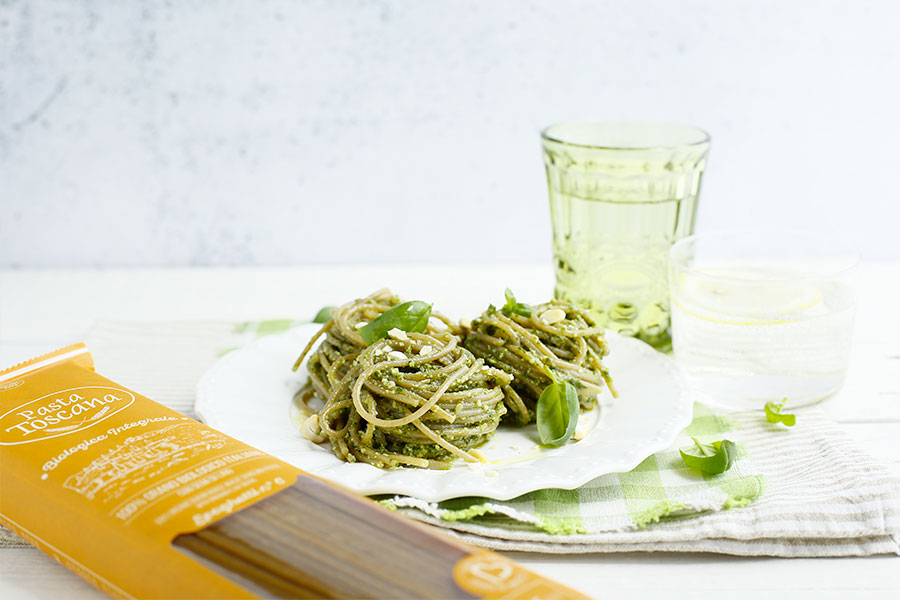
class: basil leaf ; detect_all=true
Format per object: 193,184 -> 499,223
679,438 -> 737,475
502,288 -> 533,318
358,301 -> 432,345
504,288 -> 517,307
313,306 -> 335,324
764,398 -> 796,426
536,381 -> 579,446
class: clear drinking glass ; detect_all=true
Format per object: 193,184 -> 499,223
669,230 -> 859,409
541,121 -> 710,351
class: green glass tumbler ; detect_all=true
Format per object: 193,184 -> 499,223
541,121 -> 710,351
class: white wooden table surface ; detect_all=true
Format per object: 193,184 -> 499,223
1,264 -> 899,599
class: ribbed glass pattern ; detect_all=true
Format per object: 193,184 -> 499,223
542,121 -> 709,350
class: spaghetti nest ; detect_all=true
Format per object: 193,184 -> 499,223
462,300 -> 617,424
304,331 -> 510,469
293,290 -> 508,469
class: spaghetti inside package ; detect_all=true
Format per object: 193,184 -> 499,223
0,345 -> 588,600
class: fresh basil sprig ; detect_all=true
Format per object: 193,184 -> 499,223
358,301 -> 432,345
502,288 -> 533,318
536,378 -> 579,447
679,438 -> 737,475
313,306 -> 335,324
764,398 -> 796,426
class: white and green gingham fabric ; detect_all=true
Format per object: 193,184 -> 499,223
3,318 -> 896,557
380,402 -> 763,536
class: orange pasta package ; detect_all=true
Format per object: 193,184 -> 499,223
0,345 -> 589,600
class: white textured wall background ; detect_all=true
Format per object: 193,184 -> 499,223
1,0 -> 898,267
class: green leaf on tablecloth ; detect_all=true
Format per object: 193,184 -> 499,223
680,438 -> 737,475
764,398 -> 796,426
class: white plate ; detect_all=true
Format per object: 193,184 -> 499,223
196,324 -> 693,502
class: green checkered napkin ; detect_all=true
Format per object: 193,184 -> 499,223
381,403 -> 764,535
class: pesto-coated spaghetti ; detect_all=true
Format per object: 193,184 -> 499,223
462,300 -> 617,424
293,289 -> 455,402
293,290 -> 509,469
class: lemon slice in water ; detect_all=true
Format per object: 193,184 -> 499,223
675,271 -> 823,324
